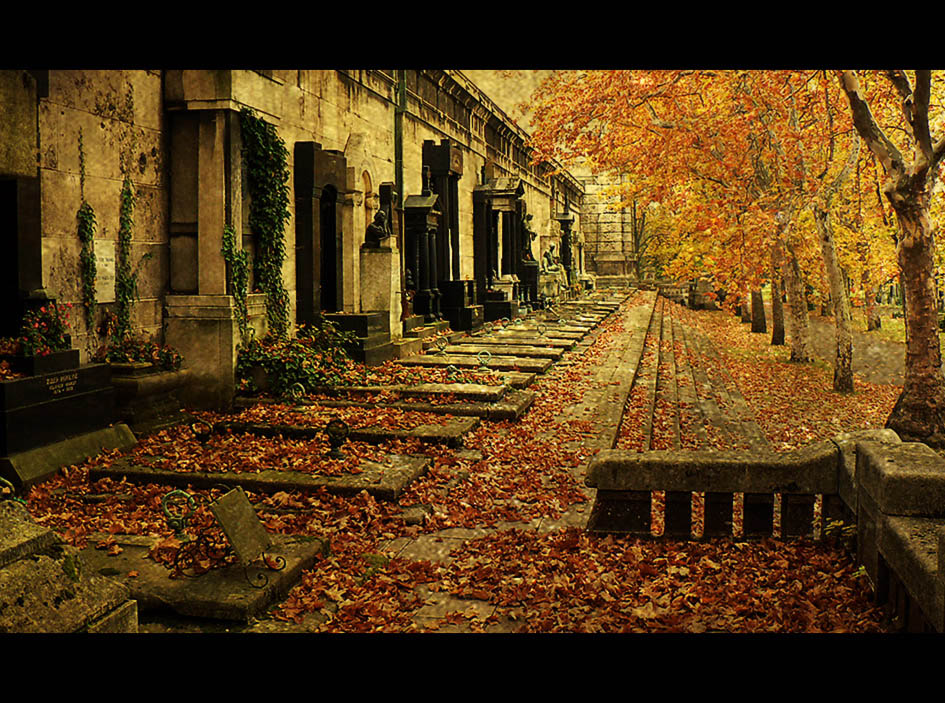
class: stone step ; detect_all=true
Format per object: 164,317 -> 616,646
670,315 -> 709,449
652,302 -> 681,451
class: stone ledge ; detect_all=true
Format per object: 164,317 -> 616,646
880,515 -> 945,632
586,442 -> 839,494
857,440 -> 945,517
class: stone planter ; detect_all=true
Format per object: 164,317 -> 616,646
1,349 -> 80,376
110,366 -> 192,436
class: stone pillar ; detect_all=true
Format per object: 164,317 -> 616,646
197,111 -> 228,295
360,245 -> 402,339
166,108 -> 244,409
165,295 -> 239,410
342,187 -> 363,312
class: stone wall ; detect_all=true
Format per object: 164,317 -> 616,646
8,69 -> 587,407
38,70 -> 168,359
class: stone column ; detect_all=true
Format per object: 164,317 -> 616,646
166,108 -> 244,409
197,111 -> 228,295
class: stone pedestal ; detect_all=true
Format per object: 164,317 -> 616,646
322,311 -> 395,366
359,245 -> 402,341
111,366 -> 193,436
439,280 -> 484,331
165,294 -> 265,410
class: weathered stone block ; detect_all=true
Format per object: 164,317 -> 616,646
857,440 -> 945,517
0,501 -> 136,633
833,429 -> 901,514
586,443 -> 838,494
879,515 -> 944,632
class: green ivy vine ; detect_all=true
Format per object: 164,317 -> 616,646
222,223 -> 250,345
113,176 -> 142,341
76,129 -> 97,333
239,107 -> 291,339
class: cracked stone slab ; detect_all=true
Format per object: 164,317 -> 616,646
79,532 -> 327,623
89,453 -> 431,501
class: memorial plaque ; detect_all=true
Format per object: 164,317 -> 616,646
94,239 -> 116,303
209,487 -> 272,565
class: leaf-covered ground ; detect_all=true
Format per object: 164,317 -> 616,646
23,294 -> 893,633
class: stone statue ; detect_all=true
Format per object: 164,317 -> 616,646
521,213 -> 536,262
364,209 -> 392,248
542,245 -> 560,273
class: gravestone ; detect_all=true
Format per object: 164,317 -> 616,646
209,487 -> 272,566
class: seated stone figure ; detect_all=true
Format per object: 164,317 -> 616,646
364,210 -> 392,248
542,245 -> 561,273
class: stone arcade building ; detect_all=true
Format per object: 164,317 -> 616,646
0,69 -> 588,409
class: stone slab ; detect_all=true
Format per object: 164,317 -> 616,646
0,423 -> 138,491
0,500 -> 60,569
89,453 -> 431,501
211,487 -> 273,565
79,531 -> 327,623
880,515 -> 945,632
0,502 -> 136,633
395,354 -> 552,374
311,389 -> 536,421
493,329 -> 584,341
321,382 -> 508,402
0,363 -> 116,456
443,343 -> 563,360
463,335 -> 575,350
215,415 -> 479,447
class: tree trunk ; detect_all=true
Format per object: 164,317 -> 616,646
886,200 -> 945,446
770,245 -> 785,345
751,289 -> 766,333
739,297 -> 751,323
862,271 -> 882,331
781,242 -> 813,362
814,204 -> 854,392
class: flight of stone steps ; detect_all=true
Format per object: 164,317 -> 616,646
617,295 -> 769,453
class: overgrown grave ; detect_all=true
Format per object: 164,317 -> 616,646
0,499 -> 138,632
79,485 -> 328,623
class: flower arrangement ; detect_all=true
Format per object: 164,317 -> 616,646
15,303 -> 73,356
94,336 -> 183,371
93,310 -> 183,371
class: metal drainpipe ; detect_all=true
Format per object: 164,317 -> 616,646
395,70 -> 408,322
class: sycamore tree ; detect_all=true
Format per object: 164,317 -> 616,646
839,70 -> 945,445
528,70 -> 860,379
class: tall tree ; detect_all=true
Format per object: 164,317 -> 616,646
839,70 -> 945,445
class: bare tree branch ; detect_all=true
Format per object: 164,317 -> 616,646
913,70 -> 934,163
839,71 -> 905,178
